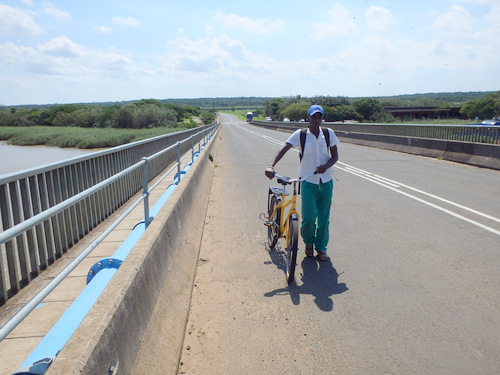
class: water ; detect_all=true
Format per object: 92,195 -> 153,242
0,142 -> 97,177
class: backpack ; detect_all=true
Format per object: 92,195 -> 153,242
299,127 -> 331,161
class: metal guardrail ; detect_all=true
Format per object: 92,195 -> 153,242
252,121 -> 500,144
0,124 -> 217,306
5,123 -> 219,374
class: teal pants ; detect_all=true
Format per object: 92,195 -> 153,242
300,179 -> 333,252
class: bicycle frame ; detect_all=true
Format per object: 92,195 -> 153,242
273,186 -> 297,242
269,172 -> 316,245
264,171 -> 316,283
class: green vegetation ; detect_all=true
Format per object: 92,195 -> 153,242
0,98 -> 215,129
0,126 -> 186,149
200,112 -> 215,125
1,91 -> 498,149
181,91 -> 499,124
160,97 -> 268,110
0,98 -> 217,148
258,91 -> 500,123
459,92 -> 500,120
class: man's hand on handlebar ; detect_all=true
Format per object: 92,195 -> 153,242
316,164 -> 327,174
265,166 -> 275,180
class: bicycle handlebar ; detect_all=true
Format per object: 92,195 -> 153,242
273,171 -> 317,183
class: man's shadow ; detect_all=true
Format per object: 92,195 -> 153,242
265,245 -> 348,311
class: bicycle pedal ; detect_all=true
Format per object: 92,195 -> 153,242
263,220 -> 273,227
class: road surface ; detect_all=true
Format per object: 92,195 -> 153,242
177,113 -> 500,374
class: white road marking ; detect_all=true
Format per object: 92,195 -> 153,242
337,162 -> 500,224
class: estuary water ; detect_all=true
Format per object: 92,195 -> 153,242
0,142 -> 97,177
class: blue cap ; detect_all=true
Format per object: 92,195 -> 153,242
308,104 -> 324,117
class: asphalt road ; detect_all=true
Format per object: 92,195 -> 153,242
178,114 -> 500,374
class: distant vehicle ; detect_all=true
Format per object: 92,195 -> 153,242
482,119 -> 500,125
265,117 -> 272,121
283,118 -> 290,122
246,112 -> 253,122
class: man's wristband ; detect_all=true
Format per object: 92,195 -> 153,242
267,165 -> 274,169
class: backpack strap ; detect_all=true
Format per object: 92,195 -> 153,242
299,128 -> 307,161
322,127 -> 330,152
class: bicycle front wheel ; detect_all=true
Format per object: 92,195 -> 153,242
285,214 -> 299,284
268,194 -> 281,248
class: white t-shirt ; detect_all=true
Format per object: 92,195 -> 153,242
286,127 -> 339,184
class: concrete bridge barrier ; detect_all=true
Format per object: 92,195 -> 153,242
251,121 -> 500,171
334,131 -> 500,170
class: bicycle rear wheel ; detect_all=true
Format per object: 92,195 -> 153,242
267,194 -> 281,248
285,214 -> 299,284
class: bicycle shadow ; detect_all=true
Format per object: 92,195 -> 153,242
265,246 -> 348,311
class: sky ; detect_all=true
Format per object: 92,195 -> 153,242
0,0 -> 499,106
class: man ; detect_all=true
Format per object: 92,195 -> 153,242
265,105 -> 339,261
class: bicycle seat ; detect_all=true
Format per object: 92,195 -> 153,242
277,177 -> 292,185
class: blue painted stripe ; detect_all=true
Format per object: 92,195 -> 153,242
19,269 -> 116,370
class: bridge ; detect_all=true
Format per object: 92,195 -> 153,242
1,115 -> 499,374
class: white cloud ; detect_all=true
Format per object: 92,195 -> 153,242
112,16 -> 141,27
94,51 -> 140,76
0,36 -> 142,79
214,13 -> 285,34
41,1 -> 71,21
432,5 -> 475,34
366,6 -> 396,33
166,33 -> 259,73
424,4 -> 500,73
458,0 -> 498,5
0,36 -> 148,104
0,4 -> 43,36
19,0 -> 34,6
158,32 -> 287,93
39,36 -> 84,57
0,42 -> 37,65
95,26 -> 113,34
483,2 -> 500,34
311,3 -> 358,40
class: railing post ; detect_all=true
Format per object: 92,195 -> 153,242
141,158 -> 151,227
191,135 -> 194,164
176,141 -> 181,184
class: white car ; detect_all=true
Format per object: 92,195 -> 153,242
283,118 -> 290,122
482,119 -> 500,125
265,117 -> 272,121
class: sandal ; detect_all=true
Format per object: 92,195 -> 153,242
305,245 -> 314,258
317,251 -> 329,261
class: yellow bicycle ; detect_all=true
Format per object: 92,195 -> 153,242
262,172 -> 315,283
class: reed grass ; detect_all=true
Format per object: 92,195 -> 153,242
0,126 -> 185,149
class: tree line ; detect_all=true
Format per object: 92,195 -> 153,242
1,91 -> 498,127
0,99 -> 216,129
158,92 -> 493,111
263,92 -> 500,123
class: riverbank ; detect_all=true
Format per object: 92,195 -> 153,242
0,126 -> 189,149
